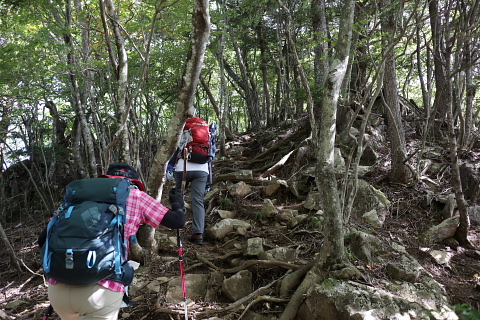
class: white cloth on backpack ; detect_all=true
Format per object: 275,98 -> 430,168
175,158 -> 209,173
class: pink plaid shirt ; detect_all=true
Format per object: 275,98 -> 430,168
48,188 -> 169,292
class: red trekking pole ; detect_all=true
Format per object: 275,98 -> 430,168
177,229 -> 187,320
177,147 -> 188,320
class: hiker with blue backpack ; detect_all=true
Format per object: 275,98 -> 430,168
38,163 -> 185,320
167,117 -> 218,245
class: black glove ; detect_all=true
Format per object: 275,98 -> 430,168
169,188 -> 184,208
161,208 -> 186,229
171,202 -> 183,211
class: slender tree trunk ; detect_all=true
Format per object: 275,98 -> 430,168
132,0 -> 210,260
446,83 -> 473,247
231,40 -> 262,130
311,0 -> 329,95
428,0 -> 451,135
414,5 -> 432,121
277,0 -> 355,318
381,0 -> 411,183
101,0 -> 130,164
63,0 -> 97,178
257,23 -> 273,126
314,0 -> 355,268
148,0 -> 211,197
0,102 -> 12,221
0,222 -> 23,274
459,0 -> 479,148
199,75 -> 234,139
214,2 -> 230,156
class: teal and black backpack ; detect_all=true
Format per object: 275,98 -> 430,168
41,177 -> 134,286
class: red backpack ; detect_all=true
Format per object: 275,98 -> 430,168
179,117 -> 211,164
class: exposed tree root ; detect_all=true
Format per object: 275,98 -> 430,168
221,259 -> 301,274
249,121 -> 310,165
279,259 -> 315,297
197,272 -> 287,316
279,267 -> 321,320
194,251 -> 220,271
261,150 -> 296,178
238,295 -> 289,319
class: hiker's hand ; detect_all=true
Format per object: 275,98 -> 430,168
161,207 -> 186,229
171,202 -> 183,212
166,169 -> 175,181
169,189 -> 184,208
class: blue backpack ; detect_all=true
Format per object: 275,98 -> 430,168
41,178 -> 134,286
206,123 -> 218,192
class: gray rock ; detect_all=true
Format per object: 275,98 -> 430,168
166,273 -> 209,303
206,218 -> 252,239
217,170 -> 253,182
425,216 -> 460,243
298,279 -> 457,320
222,270 -> 253,302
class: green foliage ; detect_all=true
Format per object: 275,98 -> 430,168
218,197 -> 233,208
453,304 -> 480,320
322,278 -> 338,289
253,211 -> 266,222
306,216 -> 322,229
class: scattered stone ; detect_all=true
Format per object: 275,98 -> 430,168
425,216 -> 460,243
262,198 -> 278,218
217,170 -> 253,182
206,218 -> 252,239
217,209 -> 236,219
222,270 -> 253,301
265,179 -> 288,196
362,209 -> 384,228
227,181 -> 253,197
166,274 -> 210,303
287,214 -> 307,228
245,237 -> 264,256
422,248 -> 454,266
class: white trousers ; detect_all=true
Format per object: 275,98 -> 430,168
48,283 -> 123,320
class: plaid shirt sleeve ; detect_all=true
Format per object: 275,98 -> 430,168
123,188 -> 170,239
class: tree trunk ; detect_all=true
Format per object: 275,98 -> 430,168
199,75 -> 234,140
314,0 -> 355,268
0,102 -> 12,221
459,0 -> 479,148
101,0 -> 130,164
446,82 -> 473,247
428,0 -> 451,135
381,0 -> 411,183
231,40 -> 262,130
311,0 -> 329,95
133,0 -> 211,259
0,222 -> 23,274
277,0 -> 355,318
62,0 -> 97,178
214,3 -> 230,157
257,23 -> 273,126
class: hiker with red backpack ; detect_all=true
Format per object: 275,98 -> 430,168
38,163 -> 185,320
169,117 -> 217,245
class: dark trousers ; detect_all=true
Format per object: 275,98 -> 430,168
175,170 -> 208,234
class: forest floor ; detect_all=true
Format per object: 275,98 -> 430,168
1,121 -> 480,319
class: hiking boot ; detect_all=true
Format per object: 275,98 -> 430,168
187,233 -> 203,245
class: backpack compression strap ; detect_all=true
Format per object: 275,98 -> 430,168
42,208 -> 62,273
109,204 -> 126,275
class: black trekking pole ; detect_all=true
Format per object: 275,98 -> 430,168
42,304 -> 53,320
